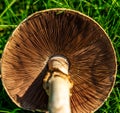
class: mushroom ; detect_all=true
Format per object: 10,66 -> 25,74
1,9 -> 117,113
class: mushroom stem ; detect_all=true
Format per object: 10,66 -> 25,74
43,56 -> 73,113
48,74 -> 71,113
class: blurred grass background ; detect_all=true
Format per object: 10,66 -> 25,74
0,0 -> 120,113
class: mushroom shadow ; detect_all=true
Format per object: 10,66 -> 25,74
17,64 -> 49,111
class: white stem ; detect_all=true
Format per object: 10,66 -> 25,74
43,56 -> 72,113
48,76 -> 71,113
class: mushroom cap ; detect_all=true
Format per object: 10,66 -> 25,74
1,9 -> 117,112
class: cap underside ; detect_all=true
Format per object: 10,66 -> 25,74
1,9 -> 117,113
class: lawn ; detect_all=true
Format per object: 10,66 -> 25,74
0,0 -> 120,113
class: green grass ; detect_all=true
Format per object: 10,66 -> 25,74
0,0 -> 120,113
